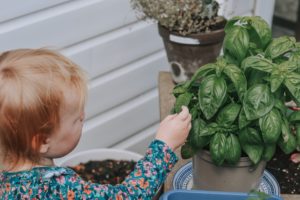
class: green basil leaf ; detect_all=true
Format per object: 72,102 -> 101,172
278,117 -> 297,154
224,16 -> 242,33
198,75 -> 227,120
174,92 -> 193,113
243,84 -> 275,120
239,128 -> 263,164
193,135 -> 211,150
223,64 -> 247,99
284,72 -> 300,102
190,118 -> 211,149
265,36 -> 296,59
181,143 -> 195,159
247,70 -> 269,89
217,103 -> 241,125
259,109 -> 282,144
262,144 -> 276,162
215,57 -> 227,77
190,104 -> 199,120
247,16 -> 272,49
270,69 -> 285,93
241,56 -> 274,73
223,26 -> 249,64
225,134 -> 241,165
289,111 -> 300,123
248,42 -> 264,55
199,122 -> 218,137
224,50 -> 239,66
242,143 -> 264,165
289,51 -> 300,72
278,60 -> 298,72
210,133 -> 227,166
173,82 -> 189,97
274,99 -> 287,115
240,127 -> 263,145
239,108 -> 251,129
188,63 -> 217,86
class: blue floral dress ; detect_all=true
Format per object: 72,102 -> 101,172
0,140 -> 178,200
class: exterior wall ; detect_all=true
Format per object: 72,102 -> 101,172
218,0 -> 275,25
0,1 -> 275,168
274,0 -> 298,22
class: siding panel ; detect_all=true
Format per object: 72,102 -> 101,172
219,0 -> 255,18
85,51 -> 168,119
0,0 -> 70,23
63,22 -> 163,78
0,0 -> 137,51
112,123 -> 158,155
73,89 -> 159,154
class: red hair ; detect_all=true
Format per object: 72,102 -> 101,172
0,49 -> 87,166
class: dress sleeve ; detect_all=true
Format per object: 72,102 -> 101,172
61,140 -> 178,200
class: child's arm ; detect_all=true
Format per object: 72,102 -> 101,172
56,106 -> 191,199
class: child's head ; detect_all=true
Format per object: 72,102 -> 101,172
0,49 -> 87,167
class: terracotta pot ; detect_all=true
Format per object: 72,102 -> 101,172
192,150 -> 266,192
158,24 -> 225,83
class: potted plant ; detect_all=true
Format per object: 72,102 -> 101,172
130,0 -> 226,83
171,15 -> 300,192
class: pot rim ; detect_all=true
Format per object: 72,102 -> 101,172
158,23 -> 225,44
54,148 -> 143,167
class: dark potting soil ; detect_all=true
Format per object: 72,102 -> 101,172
70,160 -> 136,185
266,149 -> 300,194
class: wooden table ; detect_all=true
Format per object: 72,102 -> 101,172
158,71 -> 300,200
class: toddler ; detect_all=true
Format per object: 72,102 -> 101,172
0,49 -> 191,199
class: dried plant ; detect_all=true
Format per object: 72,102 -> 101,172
130,0 -> 226,35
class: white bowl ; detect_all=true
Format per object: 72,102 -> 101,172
54,148 -> 143,167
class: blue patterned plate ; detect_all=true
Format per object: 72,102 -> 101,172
173,162 -> 280,196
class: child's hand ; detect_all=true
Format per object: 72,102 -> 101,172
155,106 -> 192,151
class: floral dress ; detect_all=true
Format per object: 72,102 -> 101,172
0,140 -> 178,200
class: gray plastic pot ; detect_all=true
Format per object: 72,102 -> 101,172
192,150 -> 266,192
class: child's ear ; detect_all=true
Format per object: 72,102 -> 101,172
39,138 -> 51,154
32,134 -> 50,154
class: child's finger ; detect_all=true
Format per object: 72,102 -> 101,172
184,113 -> 192,122
164,114 -> 177,121
177,106 -> 189,120
182,114 -> 192,127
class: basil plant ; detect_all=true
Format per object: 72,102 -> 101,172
172,16 -> 300,166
